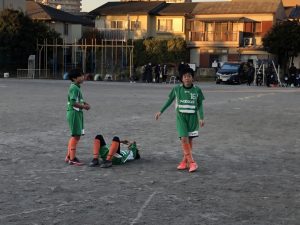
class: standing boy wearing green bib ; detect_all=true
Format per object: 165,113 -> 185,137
66,69 -> 90,165
155,67 -> 205,172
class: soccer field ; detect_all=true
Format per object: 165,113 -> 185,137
0,79 -> 299,225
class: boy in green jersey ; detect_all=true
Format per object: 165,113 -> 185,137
89,134 -> 141,168
155,68 -> 204,172
65,69 -> 90,165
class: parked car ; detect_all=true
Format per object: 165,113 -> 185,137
215,62 -> 247,84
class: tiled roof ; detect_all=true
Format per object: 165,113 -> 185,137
192,0 -> 282,15
88,1 -> 167,16
26,0 -> 93,26
289,5 -> 300,18
156,3 -> 198,16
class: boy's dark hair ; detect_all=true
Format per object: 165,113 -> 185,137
180,67 -> 194,81
68,69 -> 83,81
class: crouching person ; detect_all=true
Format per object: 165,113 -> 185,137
89,134 -> 140,168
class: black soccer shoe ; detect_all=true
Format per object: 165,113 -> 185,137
135,150 -> 141,160
89,158 -> 100,167
100,160 -> 112,168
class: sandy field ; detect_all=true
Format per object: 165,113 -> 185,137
0,79 -> 299,225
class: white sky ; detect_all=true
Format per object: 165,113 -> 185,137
81,0 -> 225,12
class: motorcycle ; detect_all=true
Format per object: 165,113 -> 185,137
295,74 -> 300,87
283,75 -> 289,87
256,70 -> 263,86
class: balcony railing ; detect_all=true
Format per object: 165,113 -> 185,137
189,31 -> 238,42
97,29 -> 134,41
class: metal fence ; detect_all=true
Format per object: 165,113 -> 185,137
17,69 -> 52,79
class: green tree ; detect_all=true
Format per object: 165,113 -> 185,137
166,38 -> 188,63
133,37 -> 188,66
133,39 -> 147,66
0,9 -> 61,70
262,20 -> 300,73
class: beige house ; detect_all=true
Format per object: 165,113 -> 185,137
89,2 -> 198,41
89,0 -> 289,70
155,3 -> 197,39
89,1 -> 167,40
187,0 -> 286,68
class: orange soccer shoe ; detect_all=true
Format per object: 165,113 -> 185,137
189,162 -> 198,173
177,161 -> 187,170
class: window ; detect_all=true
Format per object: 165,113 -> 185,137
111,21 -> 123,29
64,23 -> 68,35
158,19 -> 173,32
130,21 -> 141,30
254,22 -> 262,33
244,22 -> 262,33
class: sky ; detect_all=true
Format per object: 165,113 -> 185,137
81,0 -> 226,12
81,0 -> 116,12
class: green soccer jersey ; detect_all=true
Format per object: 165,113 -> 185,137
66,83 -> 85,136
67,83 -> 84,111
160,84 -> 204,137
99,143 -> 139,165
160,84 -> 205,119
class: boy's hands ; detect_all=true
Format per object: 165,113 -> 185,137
199,119 -> 204,127
155,112 -> 161,120
83,102 -> 90,110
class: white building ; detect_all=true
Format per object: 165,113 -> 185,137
35,0 -> 81,13
0,0 -> 26,11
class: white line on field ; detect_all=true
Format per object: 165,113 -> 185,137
130,191 -> 157,225
206,93 -> 274,106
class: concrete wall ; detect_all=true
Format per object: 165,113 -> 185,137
49,23 -> 82,44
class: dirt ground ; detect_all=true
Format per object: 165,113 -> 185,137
0,79 -> 299,225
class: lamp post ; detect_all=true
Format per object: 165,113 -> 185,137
237,48 -> 242,61
127,14 -> 130,41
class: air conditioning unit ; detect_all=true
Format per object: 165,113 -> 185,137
244,37 -> 253,47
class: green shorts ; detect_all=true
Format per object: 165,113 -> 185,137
66,110 -> 84,136
176,112 -> 199,138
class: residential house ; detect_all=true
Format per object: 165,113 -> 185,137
155,3 -> 197,40
88,0 -> 287,71
0,0 -> 26,11
26,0 -> 93,44
88,1 -> 167,40
187,0 -> 286,68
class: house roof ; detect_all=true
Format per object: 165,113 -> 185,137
156,3 -> 198,16
88,1 -> 166,17
26,0 -> 93,26
192,0 -> 282,15
189,17 -> 257,22
289,5 -> 300,18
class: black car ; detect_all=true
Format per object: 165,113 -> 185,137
215,62 -> 247,84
